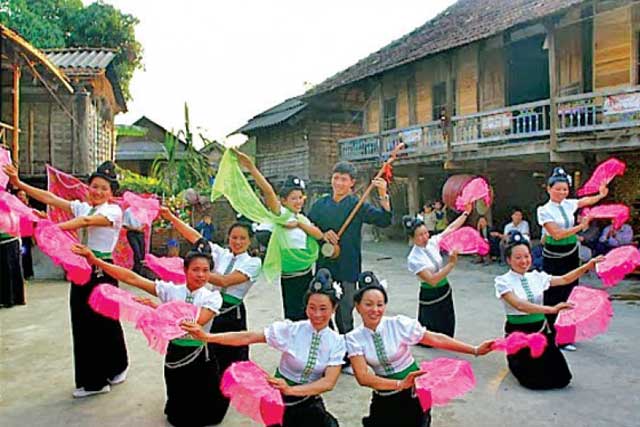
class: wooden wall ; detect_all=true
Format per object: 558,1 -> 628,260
594,6 -> 632,88
479,46 -> 505,111
556,22 -> 584,95
254,125 -> 310,180
456,44 -> 479,116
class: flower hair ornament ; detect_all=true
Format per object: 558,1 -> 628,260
332,281 -> 343,299
548,167 -> 572,187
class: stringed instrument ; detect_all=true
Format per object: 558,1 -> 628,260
321,142 -> 405,259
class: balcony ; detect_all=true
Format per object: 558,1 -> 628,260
339,85 -> 640,163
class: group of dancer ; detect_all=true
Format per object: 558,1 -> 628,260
1,154 -> 610,426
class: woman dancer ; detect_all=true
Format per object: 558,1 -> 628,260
183,269 -> 345,427
405,204 -> 471,337
73,242 -> 222,426
4,161 -> 128,397
161,208 -> 261,422
234,149 -> 323,320
347,271 -> 494,427
537,167 -> 607,350
495,231 -> 602,389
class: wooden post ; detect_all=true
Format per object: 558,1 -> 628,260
445,52 -> 455,160
407,168 -> 420,215
27,108 -> 34,174
12,64 -> 20,165
546,20 -> 559,152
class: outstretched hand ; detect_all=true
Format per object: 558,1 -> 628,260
475,340 -> 495,356
267,377 -> 292,394
180,321 -> 208,340
2,164 -> 20,187
231,148 -> 255,170
398,370 -> 426,389
71,243 -> 96,263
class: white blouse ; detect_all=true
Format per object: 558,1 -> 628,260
208,242 -> 262,301
345,315 -> 425,377
155,280 -> 223,331
258,206 -> 311,249
264,319 -> 345,384
407,233 -> 445,275
537,199 -> 579,239
70,200 -> 122,252
494,270 -> 553,315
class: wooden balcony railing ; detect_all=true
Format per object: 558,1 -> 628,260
339,85 -> 640,162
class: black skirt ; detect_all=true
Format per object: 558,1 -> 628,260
418,284 -> 455,338
164,342 -> 224,427
504,320 -> 572,390
280,270 -> 313,321
267,395 -> 338,427
542,243 -> 579,327
0,236 -> 25,307
69,262 -> 128,390
363,388 -> 431,427
207,301 -> 250,422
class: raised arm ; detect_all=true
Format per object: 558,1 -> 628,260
441,204 -> 471,237
269,366 -> 342,397
58,215 -> 113,231
577,184 -> 608,208
550,257 -> 602,286
72,244 -> 157,295
543,215 -> 590,241
208,270 -> 252,288
501,291 -> 572,315
233,148 -> 280,215
182,322 -> 266,346
420,330 -> 494,356
416,251 -> 458,286
350,355 -> 424,391
160,206 -> 201,244
3,164 -> 72,212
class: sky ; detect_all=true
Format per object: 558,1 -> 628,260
95,0 -> 457,146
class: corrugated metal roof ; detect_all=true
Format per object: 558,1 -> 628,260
306,0 -> 584,96
0,24 -> 74,93
116,140 -> 187,161
235,98 -> 307,134
44,48 -> 116,71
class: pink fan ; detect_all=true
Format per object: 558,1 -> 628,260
145,254 -> 185,284
581,204 -> 630,230
0,147 -> 11,190
577,158 -> 626,196
221,361 -> 285,426
415,358 -> 476,412
596,245 -> 640,287
491,332 -> 548,358
455,177 -> 492,211
0,191 -> 40,236
439,226 -> 490,256
34,220 -> 92,285
89,283 -> 154,324
0,198 -> 21,236
123,191 -> 160,226
136,300 -> 199,354
555,286 -> 613,346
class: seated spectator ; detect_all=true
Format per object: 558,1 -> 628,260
476,216 -> 500,265
194,214 -> 216,242
595,221 -> 634,255
491,208 -> 530,262
433,200 -> 448,233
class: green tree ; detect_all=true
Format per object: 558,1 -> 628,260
0,0 -> 142,100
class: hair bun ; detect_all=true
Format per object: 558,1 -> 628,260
357,271 -> 381,290
548,167 -> 572,186
506,230 -> 527,246
402,215 -> 424,235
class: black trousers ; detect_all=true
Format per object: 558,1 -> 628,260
268,395 -> 339,427
126,230 -> 146,275
418,284 -> 455,338
208,301 -> 249,423
280,270 -> 313,321
164,343 -> 224,427
542,243 -> 579,329
0,237 -> 25,307
504,320 -> 572,390
21,238 -> 34,279
70,263 -> 128,390
363,388 -> 431,427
